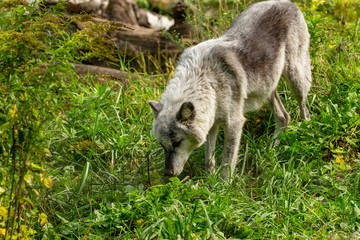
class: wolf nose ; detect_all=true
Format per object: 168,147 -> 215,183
164,168 -> 174,176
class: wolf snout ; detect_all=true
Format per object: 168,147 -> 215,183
164,168 -> 174,176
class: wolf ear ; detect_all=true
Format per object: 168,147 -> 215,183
148,100 -> 163,118
177,102 -> 195,122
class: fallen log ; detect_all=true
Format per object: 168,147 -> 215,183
112,23 -> 180,58
78,18 -> 183,59
73,63 -> 130,78
73,63 -> 142,89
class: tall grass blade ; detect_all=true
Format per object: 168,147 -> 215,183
198,199 -> 214,239
77,161 -> 90,201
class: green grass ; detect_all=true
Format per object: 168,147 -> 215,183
1,0 -> 360,239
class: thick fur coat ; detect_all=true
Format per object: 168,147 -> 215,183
149,0 -> 312,179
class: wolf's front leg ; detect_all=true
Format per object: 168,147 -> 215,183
205,124 -> 219,175
221,117 -> 246,180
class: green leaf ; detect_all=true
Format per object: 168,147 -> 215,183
352,201 -> 360,218
77,161 -> 90,199
330,148 -> 344,154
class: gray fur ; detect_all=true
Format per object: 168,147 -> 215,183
149,0 -> 311,180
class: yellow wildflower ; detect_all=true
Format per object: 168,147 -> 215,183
9,104 -> 17,118
335,154 -> 344,165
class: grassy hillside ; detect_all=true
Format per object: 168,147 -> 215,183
0,0 -> 359,239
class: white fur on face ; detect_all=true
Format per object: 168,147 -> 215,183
170,138 -> 200,175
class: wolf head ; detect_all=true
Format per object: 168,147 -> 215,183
148,100 -> 203,176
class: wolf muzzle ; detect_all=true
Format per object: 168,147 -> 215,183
164,168 -> 174,176
164,149 -> 175,176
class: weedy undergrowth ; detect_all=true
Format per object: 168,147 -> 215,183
0,0 -> 125,238
1,0 -> 359,239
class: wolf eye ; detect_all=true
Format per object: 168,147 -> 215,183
172,140 -> 182,148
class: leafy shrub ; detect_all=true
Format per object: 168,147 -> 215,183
0,1 -> 124,238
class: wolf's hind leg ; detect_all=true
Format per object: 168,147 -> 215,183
270,90 -> 291,143
284,56 -> 312,121
205,124 -> 219,175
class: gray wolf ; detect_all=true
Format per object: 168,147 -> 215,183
148,0 -> 311,180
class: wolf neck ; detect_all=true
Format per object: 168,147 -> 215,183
161,45 -> 217,142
